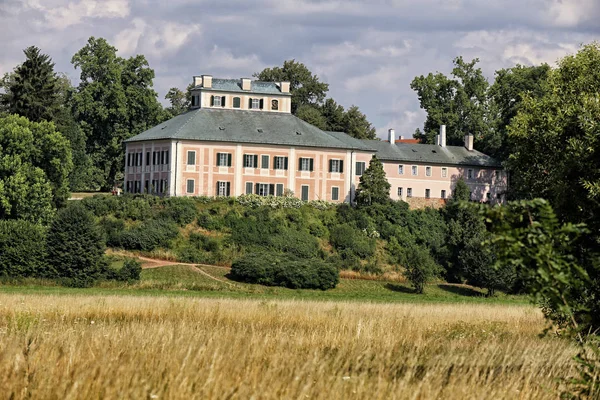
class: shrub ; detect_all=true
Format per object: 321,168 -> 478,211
404,245 -> 441,294
0,219 -> 47,278
99,216 -> 126,247
330,223 -> 375,259
269,228 -> 320,259
158,197 -> 198,226
176,233 -> 222,264
117,258 -> 142,282
229,253 -> 338,290
117,219 -> 179,251
46,203 -> 107,287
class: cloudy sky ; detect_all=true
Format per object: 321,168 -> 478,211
1,0 -> 599,138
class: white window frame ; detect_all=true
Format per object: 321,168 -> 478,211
330,159 -> 342,173
251,98 -> 261,109
245,181 -> 253,194
187,151 -> 196,165
398,187 -> 403,197
425,189 -> 430,199
407,188 -> 413,198
299,158 -> 311,171
441,190 -> 447,199
217,181 -> 227,196
301,185 -> 309,201
426,166 -> 432,177
243,154 -> 257,168
261,155 -> 269,169
356,161 -> 366,176
258,183 -> 270,196
186,179 -> 195,194
213,96 -> 222,107
441,167 -> 447,178
274,156 -> 287,170
412,165 -> 418,176
398,165 -> 404,175
217,153 -> 229,167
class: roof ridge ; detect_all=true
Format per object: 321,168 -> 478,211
173,109 -> 200,137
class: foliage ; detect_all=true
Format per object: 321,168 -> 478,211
229,253 -> 339,290
0,114 -> 73,223
46,203 -> 107,287
295,104 -> 328,130
450,178 -> 470,202
342,105 -> 376,139
164,87 -> 189,117
330,223 -> 376,259
404,245 -> 441,294
0,46 -> 60,123
116,219 -> 180,251
117,258 -> 142,282
0,220 -> 47,278
71,37 -> 164,190
157,197 -> 198,226
355,156 -> 391,206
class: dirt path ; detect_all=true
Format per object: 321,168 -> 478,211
107,250 -> 235,287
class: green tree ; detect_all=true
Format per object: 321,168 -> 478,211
0,46 -> 60,123
355,156 -> 391,206
411,57 -> 489,145
165,87 -> 189,117
46,203 -> 107,287
451,178 -> 470,202
0,114 -> 73,223
254,59 -> 329,113
0,219 -> 47,278
404,245 -> 441,294
295,104 -> 327,130
507,42 -> 600,236
342,105 -> 376,139
71,37 -> 164,190
320,98 -> 346,132
485,64 -> 550,160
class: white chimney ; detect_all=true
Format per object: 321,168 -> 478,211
280,81 -> 290,93
436,134 -> 440,146
464,134 -> 474,151
440,125 -> 447,147
388,128 -> 395,144
193,76 -> 202,87
241,78 -> 251,91
399,135 -> 404,140
201,75 -> 212,88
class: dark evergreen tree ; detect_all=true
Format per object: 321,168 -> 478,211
46,203 -> 107,287
356,156 -> 391,206
0,46 -> 59,123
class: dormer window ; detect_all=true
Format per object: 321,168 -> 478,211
251,98 -> 261,109
213,96 -> 222,107
211,95 -> 225,107
271,99 -> 279,110
233,97 -> 241,108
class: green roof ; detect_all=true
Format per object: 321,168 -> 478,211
192,79 -> 291,96
324,131 -> 377,152
125,108 -> 362,150
363,140 -> 502,168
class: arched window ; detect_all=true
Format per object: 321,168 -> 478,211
233,97 -> 241,108
271,99 -> 279,110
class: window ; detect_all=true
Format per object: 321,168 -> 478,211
426,166 -> 432,177
331,187 -> 339,201
329,159 -> 343,173
251,98 -> 261,109
486,192 -> 491,201
412,165 -> 418,176
217,181 -> 230,197
233,97 -> 241,108
398,187 -> 403,197
146,152 -> 150,165
299,157 -> 313,171
216,153 -> 232,167
245,182 -> 253,194
243,154 -> 258,168
187,151 -> 196,165
261,155 -> 269,169
407,188 -> 413,198
495,170 -> 501,180
356,162 -> 366,176
301,185 -> 309,201
186,179 -> 194,194
398,165 -> 404,175
191,95 -> 196,107
276,184 -> 284,197
441,190 -> 447,199
164,151 -> 169,165
161,151 -> 165,164
256,183 -> 274,196
441,167 -> 447,178
467,169 -> 473,179
212,96 -> 222,107
274,156 -> 288,170
271,99 -> 279,110
425,189 -> 430,199
144,180 -> 149,193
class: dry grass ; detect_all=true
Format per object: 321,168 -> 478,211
0,294 -> 576,399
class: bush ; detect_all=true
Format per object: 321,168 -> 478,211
176,233 -> 222,264
117,219 -> 179,251
330,223 -> 375,259
404,245 -> 441,294
229,253 -> 338,290
0,219 -> 47,278
269,228 -> 320,259
158,197 -> 198,226
46,203 -> 107,287
117,258 -> 142,282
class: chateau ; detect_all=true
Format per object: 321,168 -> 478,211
124,75 -> 506,206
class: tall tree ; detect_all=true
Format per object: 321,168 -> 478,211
356,156 -> 391,206
254,60 -> 329,113
0,46 -> 60,123
165,87 -> 189,117
0,114 -> 72,224
342,105 -> 376,139
507,42 -> 600,236
71,37 -> 163,190
411,57 -> 489,145
320,98 -> 346,132
295,105 -> 327,130
485,64 -> 550,160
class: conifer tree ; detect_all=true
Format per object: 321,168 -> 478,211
0,46 -> 59,122
355,155 -> 391,206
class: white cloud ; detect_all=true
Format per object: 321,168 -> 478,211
545,0 -> 598,27
24,0 -> 130,29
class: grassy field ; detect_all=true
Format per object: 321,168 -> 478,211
0,264 -> 528,304
0,293 -> 576,399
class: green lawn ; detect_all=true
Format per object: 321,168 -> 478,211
0,264 -> 530,305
